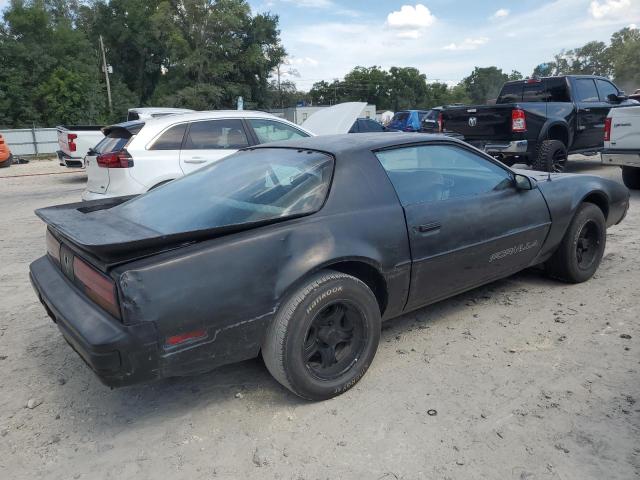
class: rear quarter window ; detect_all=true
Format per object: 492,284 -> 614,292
149,123 -> 188,151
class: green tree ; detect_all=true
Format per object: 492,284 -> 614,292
461,67 -> 514,104
610,27 -> 640,92
0,0 -> 103,127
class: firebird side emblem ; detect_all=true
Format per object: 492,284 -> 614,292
468,117 -> 477,127
489,241 -> 539,262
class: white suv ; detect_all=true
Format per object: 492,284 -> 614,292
81,111 -> 314,201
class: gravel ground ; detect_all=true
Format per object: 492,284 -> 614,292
0,157 -> 638,480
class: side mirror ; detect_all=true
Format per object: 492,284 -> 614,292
514,174 -> 536,190
608,92 -> 627,103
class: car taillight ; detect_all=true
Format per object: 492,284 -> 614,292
46,230 -> 61,264
604,117 -> 612,142
73,257 -> 121,319
96,150 -> 133,168
68,133 -> 77,152
437,112 -> 443,133
511,109 -> 526,132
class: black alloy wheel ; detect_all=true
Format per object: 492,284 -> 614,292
303,302 -> 367,380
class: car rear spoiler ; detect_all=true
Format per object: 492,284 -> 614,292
102,121 -> 145,137
35,198 -> 304,269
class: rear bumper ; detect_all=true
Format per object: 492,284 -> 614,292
601,150 -> 640,167
29,255 -> 159,387
482,140 -> 528,155
57,150 -> 85,168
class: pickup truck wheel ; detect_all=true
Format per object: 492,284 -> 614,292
262,270 -> 381,401
545,203 -> 606,283
621,166 -> 640,190
532,140 -> 567,173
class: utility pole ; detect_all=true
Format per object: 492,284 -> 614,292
277,63 -> 283,109
99,35 -> 112,113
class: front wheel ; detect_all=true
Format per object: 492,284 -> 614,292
545,203 -> 606,283
622,166 -> 640,190
262,270 -> 381,400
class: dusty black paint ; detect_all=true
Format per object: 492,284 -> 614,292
29,133 -> 630,387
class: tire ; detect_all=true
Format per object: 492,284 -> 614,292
546,203 -> 606,283
622,166 -> 640,190
532,140 -> 567,172
262,270 -> 381,400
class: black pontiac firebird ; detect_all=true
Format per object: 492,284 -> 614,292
30,133 -> 629,400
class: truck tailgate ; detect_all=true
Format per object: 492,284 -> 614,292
443,105 -> 514,141
57,127 -> 71,156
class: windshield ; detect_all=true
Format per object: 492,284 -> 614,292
112,148 -> 334,235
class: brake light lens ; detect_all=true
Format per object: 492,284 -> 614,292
73,257 -> 120,319
437,112 -> 443,133
68,133 -> 77,152
96,150 -> 133,168
604,117 -> 612,142
511,109 -> 526,132
46,230 -> 61,264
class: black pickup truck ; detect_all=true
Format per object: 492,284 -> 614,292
441,75 -> 638,171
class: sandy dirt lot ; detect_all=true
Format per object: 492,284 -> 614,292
0,157 -> 638,480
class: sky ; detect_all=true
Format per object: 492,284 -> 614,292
0,0 -> 638,89
248,0 -> 640,89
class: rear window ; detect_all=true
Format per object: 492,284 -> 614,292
522,81 -> 546,102
497,83 -> 523,104
94,132 -> 129,154
112,148 -> 334,235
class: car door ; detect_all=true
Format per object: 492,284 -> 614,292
573,78 -> 610,150
375,143 -> 551,310
179,119 -> 250,174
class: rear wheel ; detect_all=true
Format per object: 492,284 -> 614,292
621,166 -> 640,190
532,140 -> 567,172
546,203 -> 606,283
262,270 -> 381,400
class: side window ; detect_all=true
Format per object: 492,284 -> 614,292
546,77 -> 570,102
149,123 -> 187,150
183,119 -> 249,150
249,119 -> 309,143
375,144 -> 512,206
595,79 -> 619,102
574,79 -> 600,102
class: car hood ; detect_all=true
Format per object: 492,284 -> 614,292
301,102 -> 366,136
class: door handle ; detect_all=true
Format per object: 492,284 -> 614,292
414,222 -> 441,234
184,158 -> 206,164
